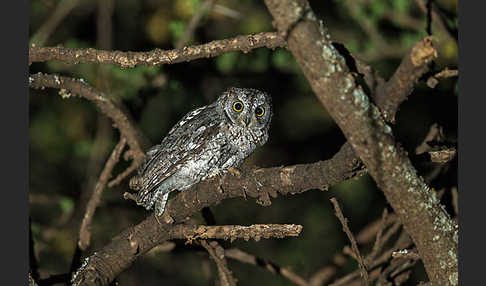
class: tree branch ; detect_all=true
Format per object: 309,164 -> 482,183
201,240 -> 237,286
374,36 -> 438,122
169,224 -> 302,242
78,138 -> 126,251
29,32 -> 286,67
263,1 -> 457,284
330,198 -> 369,285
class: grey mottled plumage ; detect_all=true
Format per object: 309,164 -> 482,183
129,87 -> 273,216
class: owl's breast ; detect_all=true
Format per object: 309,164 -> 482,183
222,124 -> 260,158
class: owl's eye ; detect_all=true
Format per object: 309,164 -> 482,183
255,106 -> 265,117
233,101 -> 244,112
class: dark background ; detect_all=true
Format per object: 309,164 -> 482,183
29,0 -> 458,285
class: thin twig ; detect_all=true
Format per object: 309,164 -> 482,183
366,209 -> 388,262
329,227 -> 412,286
78,138 -> 126,250
356,213 -> 397,245
426,68 -> 458,88
29,32 -> 286,67
391,249 -> 420,260
201,240 -> 237,286
170,224 -> 303,242
330,198 -> 369,285
226,248 -> 309,286
428,148 -> 456,164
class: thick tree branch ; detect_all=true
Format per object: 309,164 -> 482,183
70,142 -> 363,286
29,32 -> 286,67
263,1 -> 457,284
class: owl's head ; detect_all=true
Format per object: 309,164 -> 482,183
217,87 -> 272,134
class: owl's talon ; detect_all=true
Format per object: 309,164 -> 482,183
154,213 -> 162,225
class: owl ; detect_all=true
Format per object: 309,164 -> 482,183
129,87 -> 273,216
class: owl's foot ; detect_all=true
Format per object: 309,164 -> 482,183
228,167 -> 241,177
154,212 -> 162,225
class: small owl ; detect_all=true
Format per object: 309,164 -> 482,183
129,87 -> 273,216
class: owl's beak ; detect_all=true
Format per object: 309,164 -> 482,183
245,115 -> 252,127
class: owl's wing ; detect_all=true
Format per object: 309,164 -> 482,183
135,104 -> 221,203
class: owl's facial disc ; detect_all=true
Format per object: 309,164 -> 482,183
220,87 -> 271,130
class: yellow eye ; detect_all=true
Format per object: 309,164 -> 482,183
233,101 -> 244,112
255,106 -> 265,117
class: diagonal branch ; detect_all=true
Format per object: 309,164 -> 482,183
29,32 -> 286,67
78,138 -> 126,251
263,0 -> 457,284
201,240 -> 237,286
330,198 -> 369,285
374,36 -> 438,123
